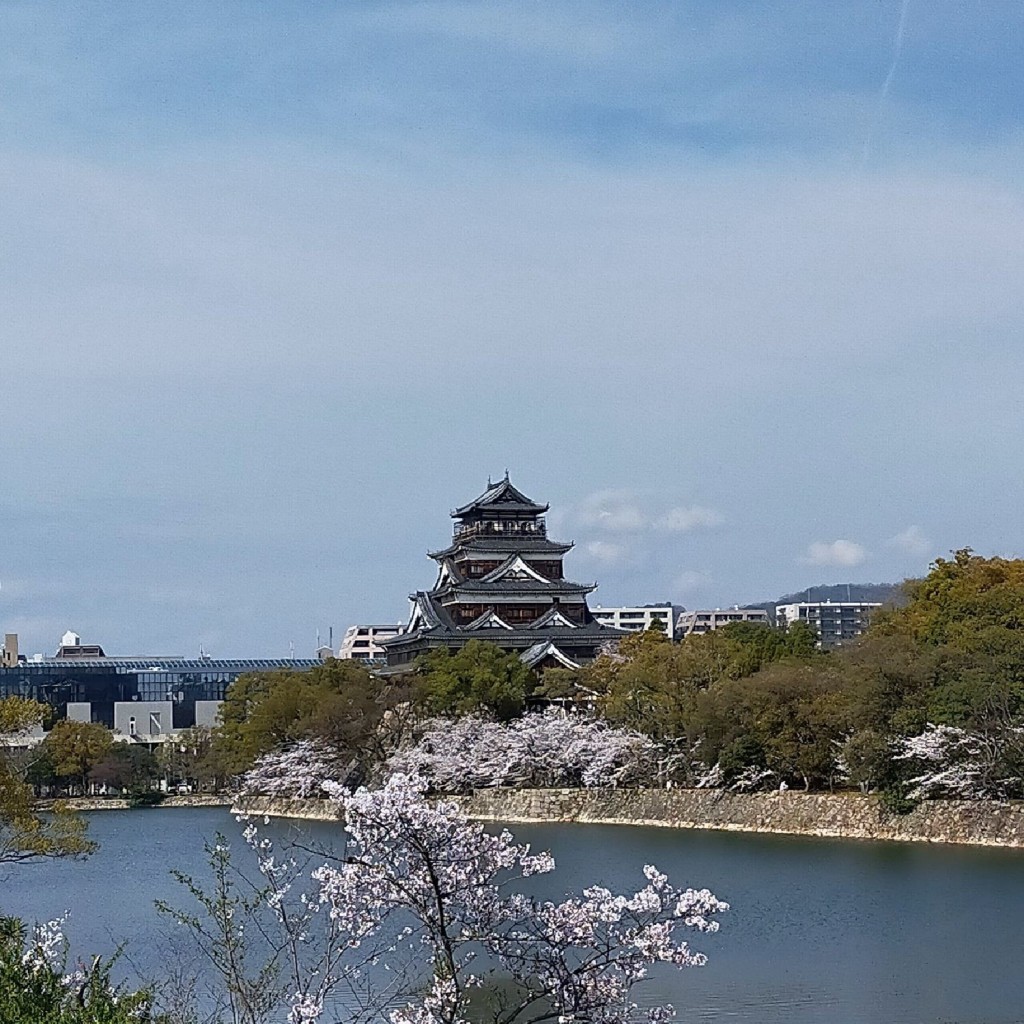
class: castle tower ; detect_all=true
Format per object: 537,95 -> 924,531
382,476 -> 623,670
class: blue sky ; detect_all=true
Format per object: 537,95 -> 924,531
2,1 -> 1023,657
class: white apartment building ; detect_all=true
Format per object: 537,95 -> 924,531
775,601 -> 881,648
591,606 -> 675,639
339,624 -> 404,661
677,607 -> 769,637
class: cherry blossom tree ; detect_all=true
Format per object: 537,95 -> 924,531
386,710 -> 657,792
241,740 -> 351,799
170,774 -> 727,1024
891,723 -> 1024,800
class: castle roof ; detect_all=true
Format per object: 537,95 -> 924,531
452,475 -> 549,518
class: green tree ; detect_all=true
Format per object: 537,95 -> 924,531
0,698 -> 94,864
415,641 -> 535,721
214,660 -> 407,776
158,725 -> 223,791
89,745 -> 160,796
42,720 -> 113,794
544,623 -> 821,742
690,661 -> 851,790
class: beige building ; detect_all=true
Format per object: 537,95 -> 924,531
339,624 -> 403,661
591,606 -> 675,639
676,607 -> 769,637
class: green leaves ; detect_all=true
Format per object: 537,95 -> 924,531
414,641 -> 536,721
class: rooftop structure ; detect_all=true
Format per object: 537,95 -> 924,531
677,607 -> 770,637
383,475 -> 624,671
775,601 -> 881,648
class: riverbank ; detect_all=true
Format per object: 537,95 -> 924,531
42,794 -> 232,812
234,788 -> 1024,848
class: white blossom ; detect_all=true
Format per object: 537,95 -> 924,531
279,772 -> 729,1024
386,709 -> 657,792
241,740 -> 345,798
893,723 -> 1024,800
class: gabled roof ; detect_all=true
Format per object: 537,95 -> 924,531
433,559 -> 464,590
529,606 -> 580,630
452,475 -> 549,518
480,555 -> 551,585
395,592 -> 458,638
464,609 -> 514,631
520,641 -> 581,670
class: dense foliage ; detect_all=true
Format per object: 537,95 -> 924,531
534,551 -> 1024,799
413,639 -> 537,721
0,698 -> 94,864
0,916 -> 163,1023
214,659 -> 414,780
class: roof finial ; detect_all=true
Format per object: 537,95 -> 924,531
504,468 -> 509,481
487,474 -> 492,487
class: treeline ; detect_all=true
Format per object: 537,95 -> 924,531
13,721 -> 225,802
543,549 -> 1024,803
16,548 -> 1021,809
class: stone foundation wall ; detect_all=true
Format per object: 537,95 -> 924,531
454,788 -> 1024,847
233,796 -> 342,821
51,794 -> 231,812
235,789 -> 1024,848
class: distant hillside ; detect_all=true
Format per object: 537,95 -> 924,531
746,582 -> 906,622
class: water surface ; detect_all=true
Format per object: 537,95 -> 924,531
3,809 -> 1022,1024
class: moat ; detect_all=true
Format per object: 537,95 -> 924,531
3,808 -> 1024,1023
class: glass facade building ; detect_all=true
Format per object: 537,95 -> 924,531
0,657 -> 320,729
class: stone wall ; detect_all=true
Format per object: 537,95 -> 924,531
232,795 -> 342,821
234,788 -> 1024,848
453,788 -> 1024,847
52,794 -> 231,812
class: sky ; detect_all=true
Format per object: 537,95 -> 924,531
2,1 -> 1023,657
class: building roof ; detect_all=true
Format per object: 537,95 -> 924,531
452,475 -> 549,518
381,592 -> 623,651
438,577 -> 596,598
428,536 -> 574,560
520,641 -> 581,670
1,657 -> 322,675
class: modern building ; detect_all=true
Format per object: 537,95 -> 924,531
338,624 -> 403,661
0,631 -> 320,737
677,607 -> 770,637
592,605 -> 676,639
774,601 -> 881,647
381,475 -> 625,671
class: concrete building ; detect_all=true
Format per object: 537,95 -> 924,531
677,607 -> 770,637
591,605 -> 676,639
338,624 -> 403,661
775,601 -> 881,648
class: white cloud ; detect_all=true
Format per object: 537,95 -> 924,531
572,492 -> 723,536
801,540 -> 868,568
655,505 -> 723,533
887,525 -> 931,558
672,569 -> 711,594
575,490 -> 647,532
583,540 -> 628,565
